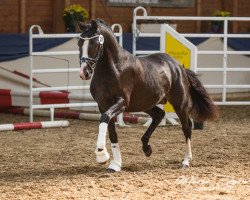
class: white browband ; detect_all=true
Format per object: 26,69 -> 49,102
79,35 -> 104,45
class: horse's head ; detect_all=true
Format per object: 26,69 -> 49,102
78,20 -> 104,80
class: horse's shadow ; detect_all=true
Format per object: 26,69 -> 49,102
0,159 -> 182,182
0,165 -> 103,182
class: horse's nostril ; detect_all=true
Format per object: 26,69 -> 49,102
84,70 -> 91,79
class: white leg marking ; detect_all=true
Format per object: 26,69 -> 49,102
97,123 -> 108,149
108,143 -> 122,172
182,138 -> 192,167
95,122 -> 110,163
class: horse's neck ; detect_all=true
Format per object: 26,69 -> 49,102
100,33 -> 124,68
104,35 -> 122,62
96,28 -> 126,75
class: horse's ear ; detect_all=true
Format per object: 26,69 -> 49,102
91,20 -> 98,31
77,21 -> 86,32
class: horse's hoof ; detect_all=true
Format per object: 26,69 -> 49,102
181,164 -> 189,169
95,147 -> 110,164
143,144 -> 152,157
98,160 -> 108,165
107,160 -> 121,172
106,168 -> 116,173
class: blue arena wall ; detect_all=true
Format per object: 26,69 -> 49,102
0,33 -> 249,62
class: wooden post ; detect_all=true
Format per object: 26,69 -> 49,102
90,0 -> 96,20
146,5 -> 151,16
221,0 -> 225,11
53,0 -> 70,33
232,0 -> 238,33
196,0 -> 201,33
19,0 -> 26,33
65,0 -> 71,7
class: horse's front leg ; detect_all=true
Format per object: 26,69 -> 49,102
106,119 -> 122,172
95,97 -> 126,171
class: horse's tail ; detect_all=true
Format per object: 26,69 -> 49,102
186,69 -> 219,122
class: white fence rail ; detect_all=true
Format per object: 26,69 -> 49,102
29,24 -> 123,122
133,6 -> 250,106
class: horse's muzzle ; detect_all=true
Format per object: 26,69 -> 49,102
79,64 -> 92,80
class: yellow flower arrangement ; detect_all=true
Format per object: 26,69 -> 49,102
210,10 -> 231,32
63,4 -> 89,32
212,10 -> 231,17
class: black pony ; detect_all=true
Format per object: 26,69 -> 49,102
78,19 -> 218,172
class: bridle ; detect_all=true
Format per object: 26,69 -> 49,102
79,34 -> 104,70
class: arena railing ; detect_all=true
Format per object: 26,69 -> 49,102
133,6 -> 250,106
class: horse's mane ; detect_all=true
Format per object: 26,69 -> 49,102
96,19 -> 112,31
96,19 -> 118,44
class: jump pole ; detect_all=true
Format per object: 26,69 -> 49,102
0,107 -> 150,124
0,89 -> 94,107
0,120 -> 69,132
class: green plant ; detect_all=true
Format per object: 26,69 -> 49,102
210,10 -> 231,32
63,4 -> 88,32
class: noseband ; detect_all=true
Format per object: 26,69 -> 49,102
79,34 -> 104,70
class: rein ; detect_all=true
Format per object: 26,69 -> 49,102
79,34 -> 104,70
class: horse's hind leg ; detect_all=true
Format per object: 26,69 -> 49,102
141,106 -> 165,157
171,102 -> 192,168
178,110 -> 192,168
106,119 -> 122,172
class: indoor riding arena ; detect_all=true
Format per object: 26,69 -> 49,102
0,106 -> 249,199
0,1 -> 249,200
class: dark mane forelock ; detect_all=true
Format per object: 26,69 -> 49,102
96,19 -> 112,31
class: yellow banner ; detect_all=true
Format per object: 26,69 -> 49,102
164,33 -> 191,112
